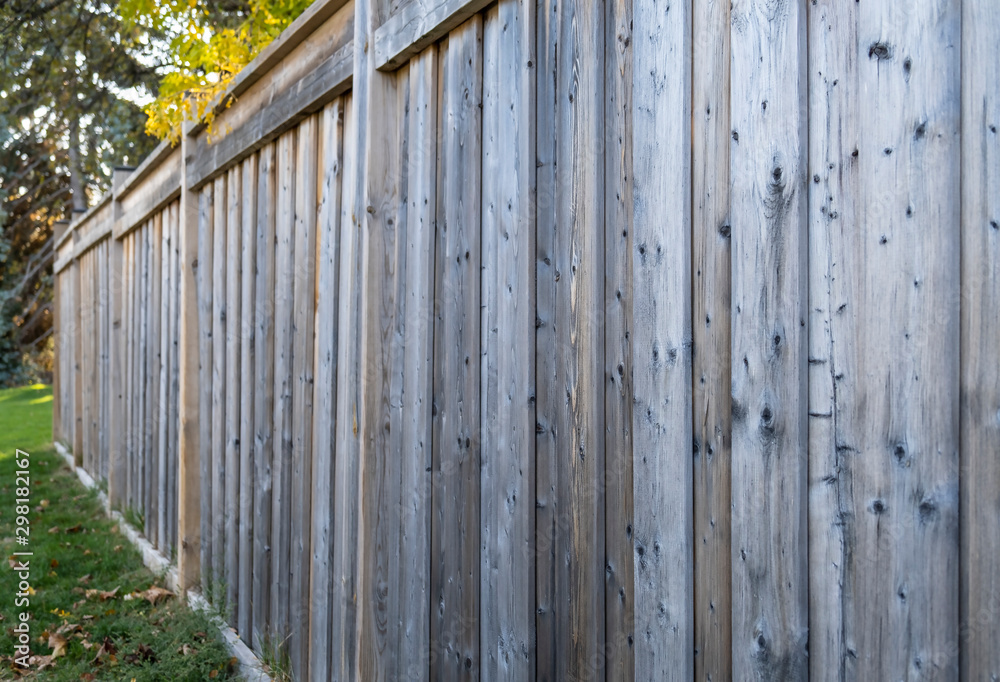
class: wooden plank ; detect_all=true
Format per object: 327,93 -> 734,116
632,1 -> 694,676
398,48 -> 435,682
238,153 -> 258,644
479,2 -> 535,678
168,199 -> 182,551
73,257 -> 83,464
114,146 -> 183,240
124,235 -> 134,508
729,0 -> 808,677
289,114 -> 318,681
353,0 -> 405,674
533,0 -> 556,674
329,91 -> 361,682
270,128 -> 297,644
536,0 -> 605,677
602,0 -> 633,678
253,142 -> 278,648
178,123 -> 207,591
151,210 -> 164,551
309,98 -> 344,682
692,0 -> 732,677
52,270 -> 61,443
81,252 -> 93,471
373,0 -> 493,71
197,184 -> 216,590
430,18 -> 481,681
138,223 -> 150,521
211,174 -> 228,591
806,1 -> 857,678
961,0 -> 1000,677
225,164 -> 243,622
188,40 -> 354,191
845,1 -> 959,677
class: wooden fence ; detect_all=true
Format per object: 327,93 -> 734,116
52,0 -> 1000,680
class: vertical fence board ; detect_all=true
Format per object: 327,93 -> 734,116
538,0 -> 606,677
331,92 -> 361,682
169,199 -> 182,551
355,0 -> 404,673
729,0 -> 809,678
310,98 -> 344,682
398,50 -> 435,682
431,18 -> 482,681
480,2 -> 536,678
807,2 -> 858,678
289,114 -> 318,680
271,128 -> 297,644
844,1 -> 960,677
211,174 -> 228,590
253,142 -> 277,648
961,0 -> 1000,677
692,0 -> 732,676
225,165 -> 243,621
151,212 -> 164,550
631,0 -> 693,677
198,185 -> 215,588
603,0 -> 633,677
238,153 -> 258,643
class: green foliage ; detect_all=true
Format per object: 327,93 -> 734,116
0,1 -> 161,384
0,385 -> 237,680
118,0 -> 314,143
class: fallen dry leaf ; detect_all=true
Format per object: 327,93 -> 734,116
85,587 -> 118,601
209,670 -> 218,679
47,526 -> 60,534
178,643 -> 196,656
49,559 -> 58,569
47,632 -> 68,658
64,523 -> 82,534
92,636 -> 116,665
78,574 -> 91,584
136,586 -> 174,606
54,622 -> 81,636
80,673 -> 96,681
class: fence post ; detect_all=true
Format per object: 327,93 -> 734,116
177,122 -> 202,591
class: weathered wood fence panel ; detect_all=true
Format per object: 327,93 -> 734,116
52,0 -> 1000,679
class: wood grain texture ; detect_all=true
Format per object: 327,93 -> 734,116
211,174 -> 228,591
309,98 -> 344,682
398,49 -> 435,682
270,129 -> 297,644
480,3 -> 535,679
729,0 -> 809,678
961,0 -> 1000,677
289,114 -> 318,681
197,185 -> 215,589
168,200 -> 182,552
630,0 -> 693,677
330,91 -> 361,682
692,0 -> 732,678
253,142 -> 277,648
225,165 -> 243,622
238,153 -> 258,643
354,0 -> 405,675
151,211 -> 165,551
806,1 -> 858,678
431,17 -> 482,681
536,0 -> 605,678
603,0 -> 633,677
374,0 -> 493,71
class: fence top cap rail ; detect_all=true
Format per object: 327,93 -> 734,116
185,0 -> 351,139
115,140 -> 174,200
55,189 -> 112,251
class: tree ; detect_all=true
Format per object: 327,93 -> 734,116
118,0 -> 313,143
0,0 -> 161,384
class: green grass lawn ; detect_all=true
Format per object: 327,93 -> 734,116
0,385 -> 236,680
